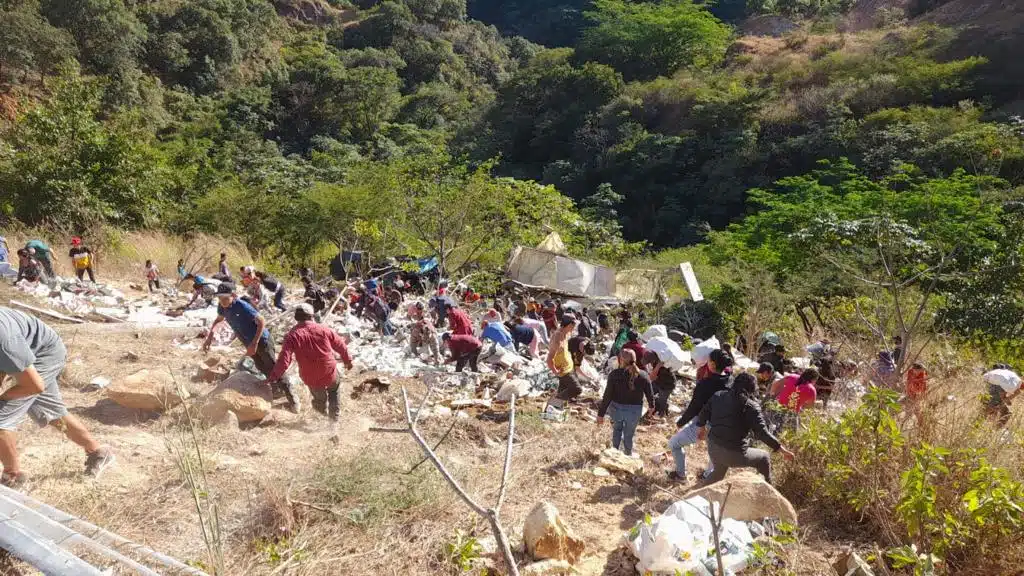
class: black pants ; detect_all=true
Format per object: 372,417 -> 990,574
655,386 -> 672,416
555,373 -> 582,401
76,267 -> 95,283
148,279 -> 161,292
253,338 -> 298,406
311,384 -> 341,421
706,439 -> 772,484
454,348 -> 480,372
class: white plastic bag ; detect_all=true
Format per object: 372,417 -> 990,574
984,369 -> 1022,393
641,324 -> 668,343
691,336 -> 721,367
645,336 -> 690,371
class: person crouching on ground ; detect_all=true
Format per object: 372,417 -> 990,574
410,313 -> 441,363
255,271 -> 287,312
0,307 -> 115,488
667,348 -> 733,483
203,283 -> 299,412
267,304 -> 353,421
598,349 -> 655,456
696,372 -> 795,485
442,332 -> 482,372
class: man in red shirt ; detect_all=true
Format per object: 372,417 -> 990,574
442,333 -> 482,372
268,304 -> 353,421
447,305 -> 474,336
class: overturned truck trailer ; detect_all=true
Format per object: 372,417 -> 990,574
504,233 -> 663,302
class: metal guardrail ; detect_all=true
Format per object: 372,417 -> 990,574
0,485 -> 209,576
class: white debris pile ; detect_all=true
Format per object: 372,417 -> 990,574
625,495 -> 760,576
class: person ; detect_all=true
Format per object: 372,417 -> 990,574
541,301 -> 558,334
509,319 -> 540,358
214,253 -> 232,282
598,349 -> 655,456
891,335 -> 904,365
696,372 -> 795,485
906,362 -> 928,423
548,315 -> 582,402
667,348 -> 733,483
68,237 -> 95,283
409,315 -> 441,363
462,287 -> 481,305
203,283 -> 298,411
145,259 -> 161,292
177,259 -> 187,281
759,344 -> 788,375
443,332 -> 482,372
267,304 -> 353,421
447,305 -> 473,336
577,309 -> 594,339
755,362 -> 781,399
983,365 -> 1021,428
25,240 -> 54,278
183,275 -> 220,309
518,314 -> 549,346
255,271 -> 287,312
776,368 -> 819,414
872,351 -> 898,388
430,293 -> 455,328
526,297 -> 541,320
622,331 -> 646,364
0,236 -> 8,263
0,307 -> 115,487
597,309 -> 610,334
643,350 -> 676,418
567,334 -> 591,371
15,249 -> 42,283
303,277 -> 327,313
816,355 -> 837,409
483,308 -> 503,325
386,286 -> 403,311
356,288 -> 394,336
481,320 -> 515,352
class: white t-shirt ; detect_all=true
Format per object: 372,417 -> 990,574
984,369 -> 1022,394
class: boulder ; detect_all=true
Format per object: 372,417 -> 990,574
193,356 -> 230,383
197,372 -> 272,424
683,470 -> 798,525
107,369 -> 188,412
495,379 -> 531,402
523,502 -> 585,565
520,560 -> 577,576
597,448 -> 643,475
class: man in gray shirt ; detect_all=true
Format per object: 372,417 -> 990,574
0,307 -> 114,488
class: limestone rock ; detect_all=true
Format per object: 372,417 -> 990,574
598,448 -> 643,475
194,356 -> 229,383
495,379 -> 531,402
107,369 -> 188,412
523,502 -> 585,565
833,551 -> 875,576
683,470 -> 798,525
520,559 -> 577,575
198,372 -> 272,424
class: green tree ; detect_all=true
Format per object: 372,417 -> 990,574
0,5 -> 76,83
40,0 -> 146,76
576,0 -> 731,81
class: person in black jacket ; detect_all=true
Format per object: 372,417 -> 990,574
667,348 -> 733,482
597,349 -> 655,456
697,372 -> 795,484
643,350 -> 676,418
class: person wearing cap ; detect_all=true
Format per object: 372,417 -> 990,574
548,314 -> 582,402
446,305 -> 473,336
182,274 -> 220,309
24,240 -> 54,278
203,283 -> 299,411
68,237 -> 95,283
268,304 -> 353,421
442,332 -> 482,372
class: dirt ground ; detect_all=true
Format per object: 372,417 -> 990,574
1,282 -> 840,576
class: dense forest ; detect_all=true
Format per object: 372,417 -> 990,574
2,0 -> 1023,353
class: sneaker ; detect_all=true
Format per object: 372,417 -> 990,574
1,472 -> 29,491
84,446 -> 116,478
666,471 -> 687,483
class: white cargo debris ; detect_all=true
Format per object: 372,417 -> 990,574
645,336 -> 689,371
641,325 -> 667,343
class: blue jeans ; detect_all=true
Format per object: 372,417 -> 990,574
669,418 -> 713,477
610,402 -> 643,455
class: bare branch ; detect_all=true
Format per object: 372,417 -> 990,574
412,385 -> 434,427
407,416 -> 459,474
495,395 -> 517,511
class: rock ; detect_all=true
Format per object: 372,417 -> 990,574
450,398 -> 492,409
197,372 -> 272,424
833,551 -> 875,576
214,410 -> 240,430
477,536 -> 497,555
523,502 -> 585,565
495,379 -> 532,402
597,448 -> 643,475
683,470 -> 798,525
433,405 -> 453,418
592,467 -> 610,477
107,369 -> 189,412
88,376 -> 111,390
520,559 -> 577,575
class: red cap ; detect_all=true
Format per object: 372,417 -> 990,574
71,237 -> 82,245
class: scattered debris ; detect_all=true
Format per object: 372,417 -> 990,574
523,501 -> 586,565
350,376 -> 392,399
87,377 -> 111,391
495,378 -> 531,402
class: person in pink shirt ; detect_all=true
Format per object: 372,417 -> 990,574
776,367 -> 819,413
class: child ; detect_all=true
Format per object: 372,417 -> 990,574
177,259 -> 186,280
906,362 -> 928,424
145,260 -> 161,292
